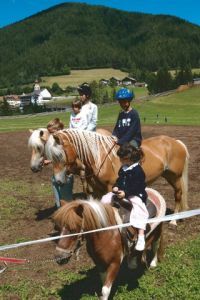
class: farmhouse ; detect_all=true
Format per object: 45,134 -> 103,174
4,95 -> 20,108
193,78 -> 200,85
134,82 -> 147,87
109,77 -> 121,86
20,93 -> 32,107
122,76 -> 136,86
99,78 -> 109,86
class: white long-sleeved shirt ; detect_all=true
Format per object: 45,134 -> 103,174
69,111 -> 88,129
81,101 -> 98,131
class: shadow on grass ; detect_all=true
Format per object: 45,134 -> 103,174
58,260 -> 145,300
35,193 -> 87,221
35,205 -> 57,221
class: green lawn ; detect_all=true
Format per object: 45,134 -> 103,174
0,235 -> 199,299
0,87 -> 199,132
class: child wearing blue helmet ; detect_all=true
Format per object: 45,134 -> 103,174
112,88 -> 142,148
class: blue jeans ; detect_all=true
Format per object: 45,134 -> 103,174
51,175 -> 74,208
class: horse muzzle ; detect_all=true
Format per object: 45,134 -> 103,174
55,247 -> 72,265
30,158 -> 44,172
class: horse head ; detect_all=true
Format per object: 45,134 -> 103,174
54,202 -> 84,264
28,128 -> 50,172
45,132 -> 80,185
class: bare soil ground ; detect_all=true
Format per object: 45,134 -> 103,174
0,125 -> 200,294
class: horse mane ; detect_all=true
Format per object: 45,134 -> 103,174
45,134 -> 66,163
28,128 -> 47,150
54,198 -> 117,232
47,129 -> 117,169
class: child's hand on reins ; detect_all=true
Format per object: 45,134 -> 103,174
116,190 -> 125,199
112,187 -> 119,194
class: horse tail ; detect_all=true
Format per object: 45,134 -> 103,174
176,140 -> 189,210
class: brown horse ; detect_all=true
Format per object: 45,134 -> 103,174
54,187 -> 166,300
44,129 -> 189,220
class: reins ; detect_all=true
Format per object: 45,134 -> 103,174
95,142 -> 117,177
77,141 -> 117,182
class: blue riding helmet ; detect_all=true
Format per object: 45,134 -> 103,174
115,88 -> 134,101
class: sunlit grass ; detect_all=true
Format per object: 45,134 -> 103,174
0,86 -> 200,131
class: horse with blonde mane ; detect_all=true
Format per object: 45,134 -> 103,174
54,187 -> 166,300
28,128 -> 189,224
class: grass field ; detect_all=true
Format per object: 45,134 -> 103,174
0,86 -> 199,132
42,68 -> 129,88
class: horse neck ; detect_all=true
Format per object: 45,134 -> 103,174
61,129 -> 117,173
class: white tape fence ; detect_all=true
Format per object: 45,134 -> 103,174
0,208 -> 199,252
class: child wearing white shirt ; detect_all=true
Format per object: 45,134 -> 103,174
77,83 -> 98,131
69,100 -> 88,129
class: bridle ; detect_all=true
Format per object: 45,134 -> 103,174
56,228 -> 84,259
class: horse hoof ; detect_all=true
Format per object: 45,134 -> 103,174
150,260 -> 157,268
169,220 -> 177,227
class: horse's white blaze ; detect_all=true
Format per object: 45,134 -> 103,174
101,285 -> 111,300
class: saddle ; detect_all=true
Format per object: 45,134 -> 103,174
112,196 -> 157,248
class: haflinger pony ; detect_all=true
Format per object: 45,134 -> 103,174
28,128 -> 111,173
54,187 -> 166,300
44,128 -> 189,224
28,128 -> 50,172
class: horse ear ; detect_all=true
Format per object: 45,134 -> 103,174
60,200 -> 68,207
29,129 -> 33,133
41,130 -> 49,142
75,204 -> 84,217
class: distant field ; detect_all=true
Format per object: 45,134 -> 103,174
0,86 -> 199,132
42,68 -> 128,88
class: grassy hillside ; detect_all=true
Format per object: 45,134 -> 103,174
0,87 -> 199,132
1,3 -> 200,86
42,68 -> 128,88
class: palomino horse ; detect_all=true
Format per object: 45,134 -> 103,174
28,128 -> 111,173
54,188 -> 166,300
44,129 -> 189,218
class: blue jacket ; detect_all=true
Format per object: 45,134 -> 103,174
112,108 -> 142,146
114,163 -> 147,203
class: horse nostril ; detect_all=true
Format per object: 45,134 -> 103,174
31,166 -> 38,173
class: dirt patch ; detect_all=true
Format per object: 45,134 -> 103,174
0,125 -> 200,288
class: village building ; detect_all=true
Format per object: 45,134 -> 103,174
193,78 -> 200,85
99,78 -> 109,86
3,95 -> 20,108
109,77 -> 122,86
20,93 -> 32,107
122,76 -> 136,86
33,88 -> 52,105
134,82 -> 147,87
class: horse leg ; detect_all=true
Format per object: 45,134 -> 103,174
150,224 -> 164,268
163,172 -> 186,226
99,262 -> 121,300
